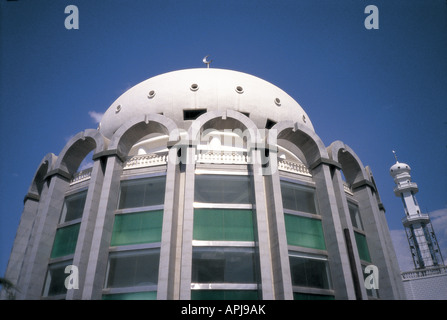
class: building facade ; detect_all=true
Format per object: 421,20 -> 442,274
3,68 -> 405,300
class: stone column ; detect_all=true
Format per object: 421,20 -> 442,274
263,154 -> 294,299
179,144 -> 196,300
264,147 -> 293,300
309,160 -> 357,300
352,181 -> 403,299
157,144 -> 182,300
18,170 -> 71,299
2,193 -> 40,299
81,153 -> 123,299
66,156 -> 106,300
250,147 -> 275,299
330,165 -> 368,299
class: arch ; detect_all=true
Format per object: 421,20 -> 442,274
187,109 -> 262,149
26,153 -> 57,200
108,113 -> 180,159
53,129 -> 109,175
268,120 -> 328,167
328,141 -> 369,186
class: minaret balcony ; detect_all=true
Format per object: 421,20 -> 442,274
402,213 -> 430,227
393,181 -> 418,196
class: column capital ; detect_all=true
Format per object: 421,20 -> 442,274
309,157 -> 342,171
351,179 -> 376,192
44,168 -> 71,181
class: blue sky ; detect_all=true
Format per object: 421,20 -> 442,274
0,0 -> 446,278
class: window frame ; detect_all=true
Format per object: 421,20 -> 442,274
44,188 -> 88,298
42,259 -> 74,298
103,171 -> 167,299
103,247 -> 161,292
59,189 -> 88,224
194,173 -> 253,205
191,172 -> 260,297
279,178 -> 319,215
284,213 -> 326,251
288,251 -> 334,296
191,245 -> 258,285
348,200 -> 364,231
117,174 -> 167,210
110,209 -> 164,247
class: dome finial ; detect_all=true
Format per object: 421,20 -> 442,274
203,55 -> 212,68
392,150 -> 399,163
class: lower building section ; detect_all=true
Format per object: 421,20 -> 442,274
401,267 -> 447,300
2,116 -> 405,300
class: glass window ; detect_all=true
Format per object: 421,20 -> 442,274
60,191 -> 87,223
105,249 -> 160,289
102,291 -> 157,300
192,247 -> 256,284
195,175 -> 252,204
348,202 -> 363,230
293,292 -> 334,300
289,252 -> 331,290
111,210 -> 163,246
284,214 -> 326,250
354,232 -> 371,262
42,260 -> 73,296
118,176 -> 166,209
193,209 -> 254,241
280,181 -> 317,214
51,223 -> 81,258
191,290 -> 259,300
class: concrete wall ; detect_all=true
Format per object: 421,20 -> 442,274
403,273 -> 447,300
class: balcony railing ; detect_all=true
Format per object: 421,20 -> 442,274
394,181 -> 418,195
70,167 -> 93,185
401,265 -> 447,280
123,153 -> 168,170
72,152 -> 314,178
343,183 -> 354,196
196,150 -> 248,164
277,159 -> 312,177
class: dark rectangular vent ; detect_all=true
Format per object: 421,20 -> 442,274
265,119 -> 277,129
183,109 -> 207,120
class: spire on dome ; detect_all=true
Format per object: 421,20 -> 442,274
392,150 -> 399,163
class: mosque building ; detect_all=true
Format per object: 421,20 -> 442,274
3,66 -> 405,300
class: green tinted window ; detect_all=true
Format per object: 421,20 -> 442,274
354,231 -> 371,262
191,290 -> 259,300
284,214 -> 326,250
102,291 -> 157,300
194,209 -> 254,241
51,223 -> 80,258
111,210 -> 163,246
293,292 -> 334,300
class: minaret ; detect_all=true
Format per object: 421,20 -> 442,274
390,154 -> 444,270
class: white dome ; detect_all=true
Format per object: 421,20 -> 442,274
390,161 -> 411,176
99,68 -> 314,139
